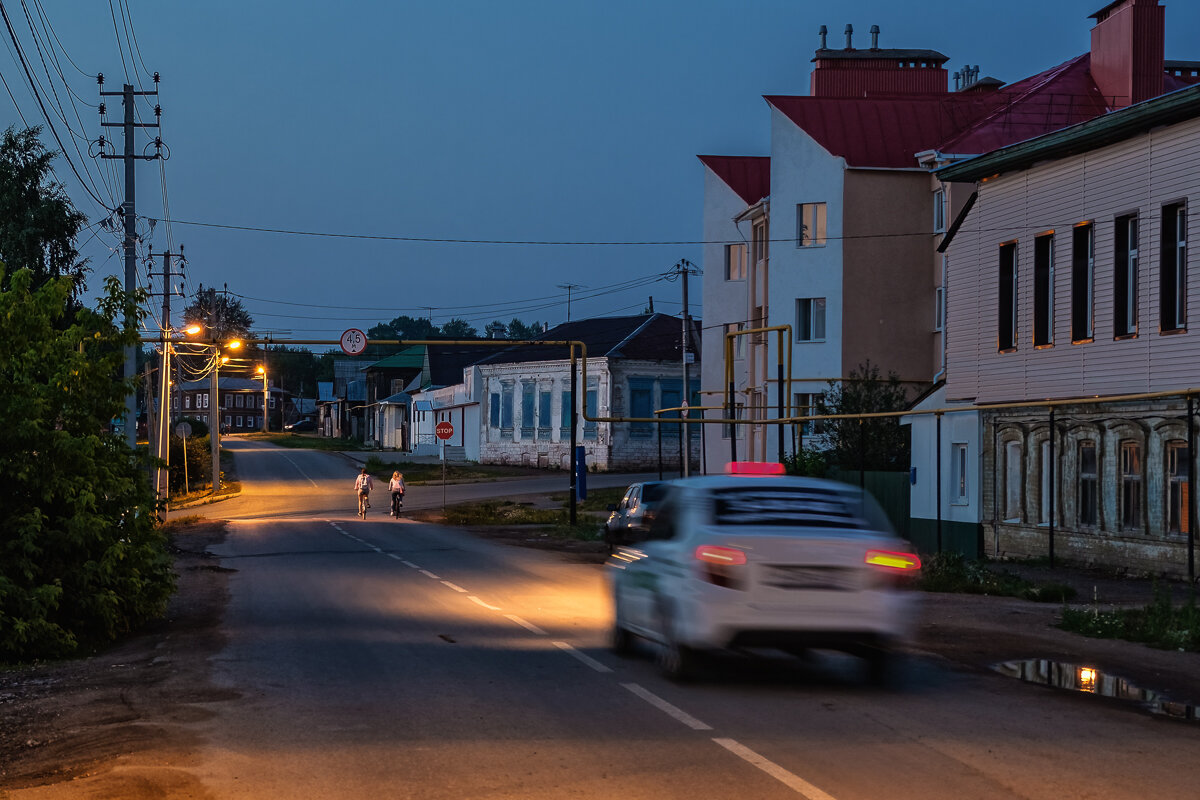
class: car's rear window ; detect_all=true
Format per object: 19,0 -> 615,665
641,483 -> 669,503
709,485 -> 892,533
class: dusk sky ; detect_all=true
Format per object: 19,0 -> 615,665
5,1 -> 1199,346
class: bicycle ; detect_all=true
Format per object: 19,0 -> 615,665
358,490 -> 370,518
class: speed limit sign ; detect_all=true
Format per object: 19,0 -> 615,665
340,328 -> 367,356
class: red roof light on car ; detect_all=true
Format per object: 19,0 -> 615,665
725,461 -> 785,476
695,545 -> 748,565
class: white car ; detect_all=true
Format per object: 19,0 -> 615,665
607,465 -> 922,682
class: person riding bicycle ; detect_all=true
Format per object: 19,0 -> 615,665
389,471 -> 406,517
355,468 -> 373,514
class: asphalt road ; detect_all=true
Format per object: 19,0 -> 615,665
179,441 -> 1200,798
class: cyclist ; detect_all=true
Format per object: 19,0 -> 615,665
355,468 -> 373,517
389,471 -> 406,517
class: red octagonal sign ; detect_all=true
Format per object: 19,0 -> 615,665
435,420 -> 454,440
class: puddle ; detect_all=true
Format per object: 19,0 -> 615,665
992,659 -> 1198,723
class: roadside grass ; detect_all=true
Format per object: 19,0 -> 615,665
242,432 -> 372,452
917,552 -> 1077,603
1059,584 -> 1200,652
362,456 -> 534,483
423,494 -> 610,541
548,486 -> 627,512
168,449 -> 240,505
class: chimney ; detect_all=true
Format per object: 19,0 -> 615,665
844,23 -> 853,50
818,24 -> 827,50
953,71 -> 962,91
870,25 -> 880,50
1089,0 -> 1164,108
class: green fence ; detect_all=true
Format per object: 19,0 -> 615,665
826,468 -> 911,539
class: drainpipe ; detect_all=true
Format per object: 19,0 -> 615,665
1048,407 -> 1056,569
1189,394 -> 1196,582
936,412 -> 943,554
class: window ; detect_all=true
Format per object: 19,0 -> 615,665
752,219 -> 768,266
934,286 -> 945,332
794,392 -> 826,435
235,394 -> 244,408
1033,233 -> 1054,347
520,382 -> 535,438
724,243 -> 747,281
629,379 -> 653,438
797,202 -> 827,247
269,396 -> 276,409
933,188 -> 946,233
202,392 -> 210,409
1003,441 -> 1022,521
489,393 -> 500,428
661,381 -> 682,439
500,383 -> 514,438
796,298 -> 826,342
724,402 -> 745,440
1114,214 -> 1139,337
1167,441 -> 1189,535
235,415 -> 243,428
1161,203 -> 1187,332
998,242 -> 1018,351
952,443 -> 969,505
1071,223 -> 1094,341
560,389 -> 572,436
1120,440 -> 1142,530
1038,440 -> 1052,525
1078,441 -> 1098,526
584,386 -> 598,440
184,394 -> 191,410
724,322 -> 746,359
538,390 -> 551,439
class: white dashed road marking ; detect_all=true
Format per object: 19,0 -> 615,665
441,581 -> 467,593
468,596 -> 502,611
553,642 -> 613,673
504,615 -> 547,636
620,683 -> 712,731
419,569 -> 441,580
712,738 -> 840,799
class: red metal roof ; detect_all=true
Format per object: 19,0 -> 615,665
697,155 -> 770,205
764,94 -> 1003,168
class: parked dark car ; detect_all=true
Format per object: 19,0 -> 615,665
285,418 -> 316,432
603,481 -> 670,551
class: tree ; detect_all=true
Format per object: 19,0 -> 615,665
0,267 -> 174,662
506,318 -> 541,340
181,285 -> 254,341
0,126 -> 88,303
819,360 -> 912,471
386,314 -> 437,340
439,318 -> 477,339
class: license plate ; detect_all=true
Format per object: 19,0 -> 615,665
764,565 -> 855,590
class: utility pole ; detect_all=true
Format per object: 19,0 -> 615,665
557,283 -> 583,322
147,246 -> 184,506
99,74 -> 161,448
674,260 -> 699,477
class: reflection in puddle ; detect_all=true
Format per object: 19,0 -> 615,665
993,659 -> 1197,722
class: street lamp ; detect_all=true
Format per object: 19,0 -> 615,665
257,365 -> 269,432
183,326 -> 242,493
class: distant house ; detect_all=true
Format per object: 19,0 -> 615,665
173,377 -> 292,434
467,314 -> 702,471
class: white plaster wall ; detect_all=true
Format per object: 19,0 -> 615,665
699,166 -> 752,471
766,108 -> 846,420
902,385 -> 982,524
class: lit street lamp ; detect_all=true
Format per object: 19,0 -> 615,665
256,365 -> 269,433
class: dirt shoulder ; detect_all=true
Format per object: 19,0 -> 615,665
3,518 -> 1199,796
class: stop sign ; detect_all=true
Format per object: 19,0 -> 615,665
435,420 -> 454,440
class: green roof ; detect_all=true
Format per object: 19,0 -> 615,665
367,345 -> 426,370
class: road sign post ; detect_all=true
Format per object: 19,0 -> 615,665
436,420 -> 454,510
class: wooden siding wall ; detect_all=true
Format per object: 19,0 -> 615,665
946,116 -> 1200,403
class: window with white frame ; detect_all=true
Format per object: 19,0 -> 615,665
752,219 -> 768,266
1078,440 -> 1098,527
796,202 -> 827,247
724,243 -> 747,281
952,443 -> 969,505
793,392 -> 826,435
934,286 -> 945,332
933,188 -> 946,233
1114,214 -> 1139,337
1161,202 -> 1187,332
796,298 -> 826,342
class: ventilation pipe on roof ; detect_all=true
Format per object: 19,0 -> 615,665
844,24 -> 853,50
870,25 -> 880,50
953,71 -> 961,91
818,24 -> 827,50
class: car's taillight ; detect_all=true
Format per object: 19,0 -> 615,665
695,545 -> 747,589
864,549 -> 922,574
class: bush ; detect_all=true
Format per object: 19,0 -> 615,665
917,552 -> 1076,602
1060,584 -> 1200,651
174,416 -> 208,438
168,434 -> 213,494
782,447 -> 828,477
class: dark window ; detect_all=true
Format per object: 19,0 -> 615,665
560,389 -> 572,435
1078,441 -> 1098,526
520,382 -> 535,438
1114,215 -> 1138,337
1071,224 -> 1094,341
1120,440 -> 1142,530
998,242 -> 1018,350
629,379 -> 653,438
538,390 -> 551,439
500,384 -> 513,438
584,387 -> 598,440
489,393 -> 500,428
661,382 -> 682,439
1161,203 -> 1187,332
1167,441 -> 1189,535
1033,233 -> 1054,346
